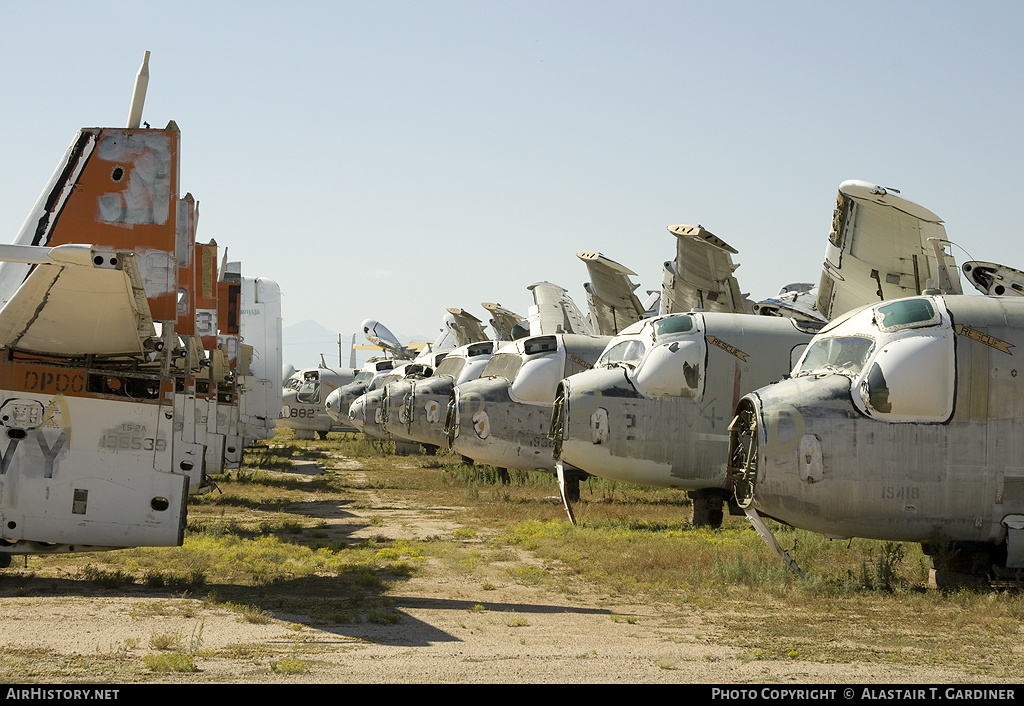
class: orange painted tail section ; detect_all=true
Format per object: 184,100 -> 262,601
26,126 -> 181,322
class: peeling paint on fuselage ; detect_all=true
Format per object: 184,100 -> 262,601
381,342 -> 497,448
449,334 -> 608,472
555,313 -> 814,490
733,295 -> 1024,557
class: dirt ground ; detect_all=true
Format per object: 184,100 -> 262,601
0,457 -> 1012,685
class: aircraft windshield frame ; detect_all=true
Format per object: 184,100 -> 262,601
654,315 -> 695,339
479,351 -> 524,383
433,355 -> 467,379
296,381 -> 321,404
794,334 -> 875,378
596,338 -> 647,368
874,298 -> 942,333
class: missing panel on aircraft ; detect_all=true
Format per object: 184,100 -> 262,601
72,488 -> 88,515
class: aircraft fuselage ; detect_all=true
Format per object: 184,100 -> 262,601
553,312 -> 815,491
728,295 -> 1024,573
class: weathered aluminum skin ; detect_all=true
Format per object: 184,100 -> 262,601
448,334 -> 608,471
323,360 -> 398,429
0,394 -> 188,552
381,341 -> 497,447
280,367 -> 358,438
730,295 -> 1024,556
348,386 -> 387,439
553,312 -> 813,490
0,117 -> 211,555
350,361 -> 436,440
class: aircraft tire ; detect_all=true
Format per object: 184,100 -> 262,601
928,568 -> 990,591
0,554 -> 10,569
689,489 -> 726,529
564,477 -> 580,502
924,543 -> 994,591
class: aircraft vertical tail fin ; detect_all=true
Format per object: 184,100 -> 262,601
576,251 -> 646,335
661,225 -> 747,315
815,181 -> 962,321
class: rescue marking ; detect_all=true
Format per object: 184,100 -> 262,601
954,324 -> 1014,354
705,336 -> 749,361
565,353 -> 593,370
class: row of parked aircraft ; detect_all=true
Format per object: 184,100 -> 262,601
296,178 -> 1024,588
8,54 -> 1022,590
0,54 -> 283,567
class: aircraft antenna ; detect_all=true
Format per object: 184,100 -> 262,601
127,51 -> 151,129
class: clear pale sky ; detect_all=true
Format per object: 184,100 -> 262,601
2,0 -> 1021,360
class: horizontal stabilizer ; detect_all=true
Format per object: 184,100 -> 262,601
0,245 -> 155,355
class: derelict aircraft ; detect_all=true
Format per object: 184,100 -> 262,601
549,181 -> 965,526
727,252 -> 1024,586
338,314 -> 462,441
0,53 -> 280,563
444,254 -> 651,497
374,305 -> 527,454
281,363 -> 358,439
190,256 -> 283,473
381,338 -> 500,454
323,357 -> 398,431
370,308 -> 495,450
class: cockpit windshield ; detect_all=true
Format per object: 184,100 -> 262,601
794,335 -> 874,377
596,339 -> 646,368
434,356 -> 467,379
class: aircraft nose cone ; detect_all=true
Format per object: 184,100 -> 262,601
324,388 -> 343,421
348,395 -> 367,431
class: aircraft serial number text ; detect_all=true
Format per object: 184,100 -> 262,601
881,485 -> 919,501
99,434 -> 168,452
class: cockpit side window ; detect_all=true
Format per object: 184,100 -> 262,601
296,381 -> 320,404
